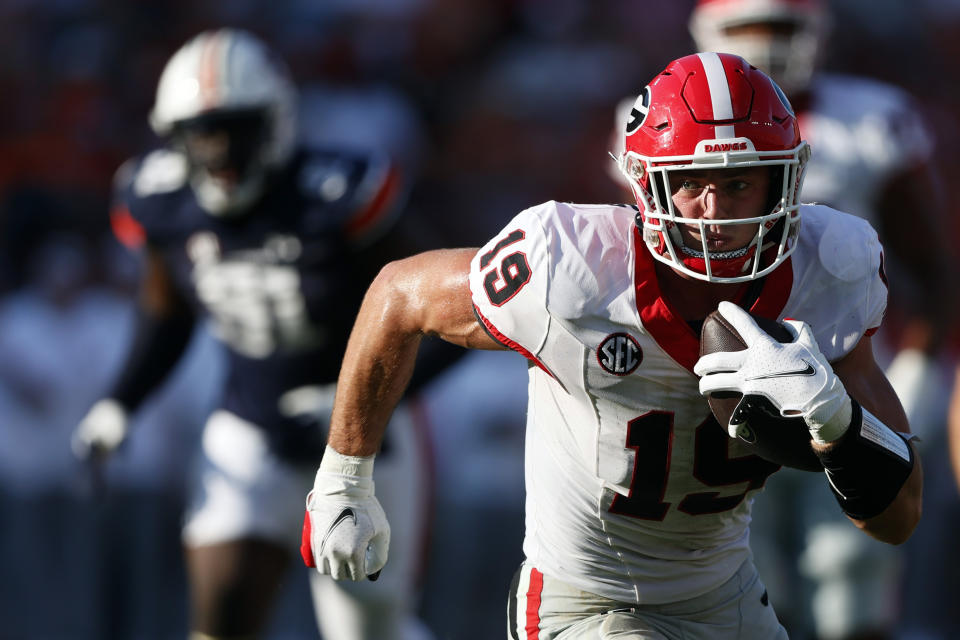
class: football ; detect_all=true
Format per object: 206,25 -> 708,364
699,310 -> 823,471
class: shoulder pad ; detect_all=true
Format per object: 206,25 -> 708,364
129,149 -> 189,197
111,150 -> 194,248
812,207 -> 881,283
296,148 -> 404,243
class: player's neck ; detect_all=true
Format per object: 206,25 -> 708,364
654,261 -> 747,322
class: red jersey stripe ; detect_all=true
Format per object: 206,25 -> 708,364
525,567 -> 544,639
473,304 -> 555,380
633,226 -> 700,372
633,226 -> 794,373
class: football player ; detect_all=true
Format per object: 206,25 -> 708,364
685,1 -> 954,637
301,53 -> 922,639
72,29 -> 444,640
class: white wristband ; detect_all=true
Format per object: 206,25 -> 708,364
811,394 -> 853,444
318,444 -> 375,478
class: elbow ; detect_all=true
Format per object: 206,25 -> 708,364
894,481 -> 924,545
366,257 -> 429,334
854,503 -> 920,546
900,501 -> 923,545
876,502 -> 921,546
893,448 -> 925,544
874,497 -> 922,546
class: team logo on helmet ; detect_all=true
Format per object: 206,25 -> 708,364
597,333 -> 643,376
625,87 -> 652,135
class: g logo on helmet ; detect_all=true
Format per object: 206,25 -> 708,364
625,87 -> 651,136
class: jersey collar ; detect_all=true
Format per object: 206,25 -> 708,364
633,226 -> 793,373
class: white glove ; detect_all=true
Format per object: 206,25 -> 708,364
71,398 -> 130,459
302,445 -> 389,581
695,301 -> 852,444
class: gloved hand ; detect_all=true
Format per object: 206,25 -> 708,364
301,445 -> 389,581
695,301 -> 852,444
71,398 -> 130,459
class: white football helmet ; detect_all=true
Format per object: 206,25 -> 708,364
689,0 -> 829,96
150,29 -> 297,215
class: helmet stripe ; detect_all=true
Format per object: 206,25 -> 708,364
697,52 -> 736,138
199,32 -> 224,109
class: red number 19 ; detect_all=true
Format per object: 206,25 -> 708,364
609,412 -> 780,520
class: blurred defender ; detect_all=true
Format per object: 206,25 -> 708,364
72,29 -> 439,640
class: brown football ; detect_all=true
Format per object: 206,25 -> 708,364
699,310 -> 822,471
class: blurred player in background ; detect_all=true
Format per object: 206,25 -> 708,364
301,52 -> 921,639
686,0 -> 955,638
71,28 -> 445,640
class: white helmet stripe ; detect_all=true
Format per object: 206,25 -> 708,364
697,52 -> 736,139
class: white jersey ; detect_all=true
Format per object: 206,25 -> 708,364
469,201 -> 887,604
799,72 -> 933,227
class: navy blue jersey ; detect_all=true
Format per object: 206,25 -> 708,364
110,146 -> 404,457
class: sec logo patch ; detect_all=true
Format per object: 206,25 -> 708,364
597,333 -> 642,376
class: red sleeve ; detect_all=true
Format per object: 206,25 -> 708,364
109,203 -> 146,250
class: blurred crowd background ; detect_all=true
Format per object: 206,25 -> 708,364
2,0 -> 960,639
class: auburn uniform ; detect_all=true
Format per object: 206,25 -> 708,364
111,145 -> 403,455
469,200 -> 886,609
110,143 -> 432,635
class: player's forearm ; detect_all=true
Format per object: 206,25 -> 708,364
327,263 -> 423,457
811,374 -> 921,545
110,307 -> 195,410
108,247 -> 195,411
847,443 -> 922,544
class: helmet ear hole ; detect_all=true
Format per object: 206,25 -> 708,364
621,154 -> 645,181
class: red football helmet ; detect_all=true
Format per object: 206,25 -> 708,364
617,52 -> 810,283
689,0 -> 828,95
